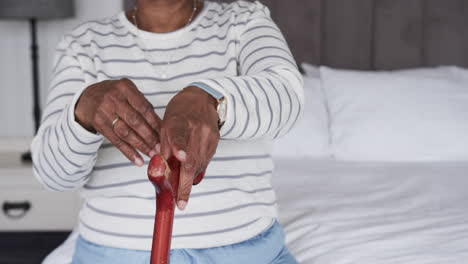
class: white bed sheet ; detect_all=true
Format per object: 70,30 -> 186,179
44,158 -> 468,264
273,158 -> 468,264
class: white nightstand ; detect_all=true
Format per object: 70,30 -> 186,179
0,137 -> 81,231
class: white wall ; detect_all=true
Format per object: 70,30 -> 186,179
0,0 -> 123,137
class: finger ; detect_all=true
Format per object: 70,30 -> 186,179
113,100 -> 159,151
145,110 -> 162,134
166,119 -> 190,162
94,115 -> 144,166
160,128 -> 172,160
94,99 -> 146,164
177,159 -> 197,210
198,127 -> 212,162
120,79 -> 162,133
98,98 -> 155,157
198,125 -> 219,173
205,132 -> 220,164
113,118 -> 156,157
176,125 -> 202,209
192,125 -> 219,186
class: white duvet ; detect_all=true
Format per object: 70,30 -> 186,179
44,158 -> 468,264
273,158 -> 468,264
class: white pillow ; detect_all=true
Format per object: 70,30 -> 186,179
272,72 -> 330,158
321,66 -> 468,161
302,62 -> 320,78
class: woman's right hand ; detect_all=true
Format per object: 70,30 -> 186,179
75,78 -> 161,166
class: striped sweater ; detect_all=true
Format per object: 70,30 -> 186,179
31,0 -> 304,250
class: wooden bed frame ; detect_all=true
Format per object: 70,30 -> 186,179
123,0 -> 468,70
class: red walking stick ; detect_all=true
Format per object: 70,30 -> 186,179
147,155 -> 204,264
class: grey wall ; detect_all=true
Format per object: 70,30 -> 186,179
269,0 -> 468,69
3,0 -> 467,136
124,0 -> 468,70
317,0 -> 468,70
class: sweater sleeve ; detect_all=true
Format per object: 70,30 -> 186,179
191,1 -> 304,140
31,37 -> 103,192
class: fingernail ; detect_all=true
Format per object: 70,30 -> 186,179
155,143 -> 161,154
135,157 -> 144,167
178,200 -> 187,211
177,150 -> 187,161
149,150 -> 157,157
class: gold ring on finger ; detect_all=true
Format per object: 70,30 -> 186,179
111,117 -> 120,127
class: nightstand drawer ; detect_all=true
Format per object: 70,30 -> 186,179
0,187 -> 80,231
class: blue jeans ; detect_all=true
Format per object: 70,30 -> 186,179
72,221 -> 298,264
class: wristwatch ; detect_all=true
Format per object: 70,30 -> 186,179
190,82 -> 227,129
216,96 -> 227,129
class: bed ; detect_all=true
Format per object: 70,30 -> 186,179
42,0 -> 468,263
44,157 -> 468,264
274,158 -> 468,264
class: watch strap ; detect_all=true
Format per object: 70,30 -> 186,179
190,82 -> 227,129
190,82 -> 224,100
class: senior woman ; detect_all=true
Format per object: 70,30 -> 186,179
31,0 -> 303,263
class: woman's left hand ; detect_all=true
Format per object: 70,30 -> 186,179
160,86 -> 220,211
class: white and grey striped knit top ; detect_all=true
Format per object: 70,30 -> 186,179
31,0 -> 304,250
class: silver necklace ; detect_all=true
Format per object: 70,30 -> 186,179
132,0 -> 198,79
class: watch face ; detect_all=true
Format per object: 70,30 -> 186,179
217,98 -> 227,123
